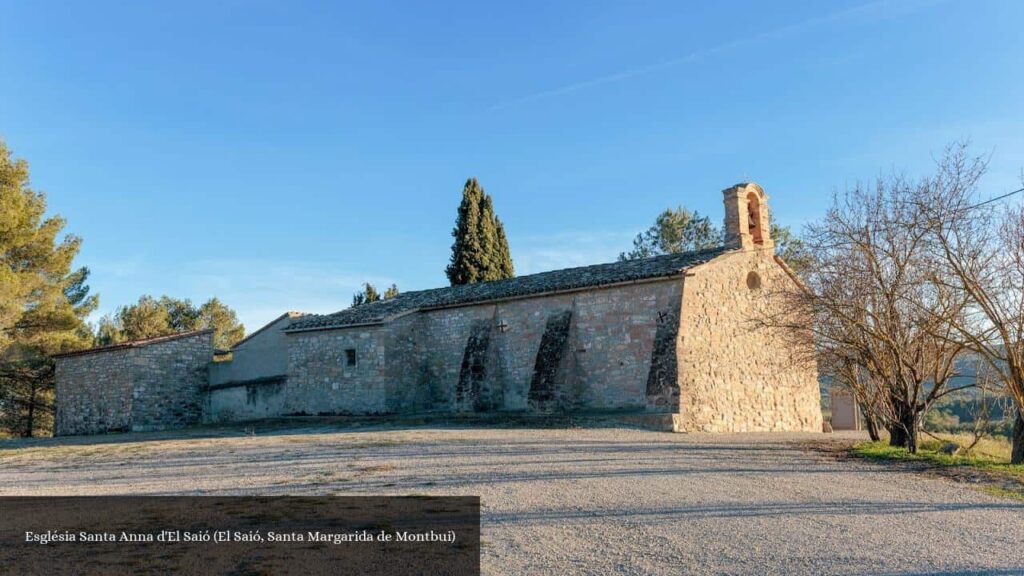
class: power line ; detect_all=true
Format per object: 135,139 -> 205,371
806,185 -> 1024,252
969,186 -> 1024,209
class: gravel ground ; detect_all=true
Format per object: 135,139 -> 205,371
2,423 -> 1023,575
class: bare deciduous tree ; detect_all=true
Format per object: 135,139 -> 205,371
775,171 -> 970,452
917,145 -> 1024,462
963,362 -> 1001,454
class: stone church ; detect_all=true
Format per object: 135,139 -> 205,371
54,183 -> 822,435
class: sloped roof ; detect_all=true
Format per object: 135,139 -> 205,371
52,329 -> 215,359
230,311 -> 307,351
286,246 -> 729,333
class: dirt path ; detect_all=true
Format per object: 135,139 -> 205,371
2,425 -> 1023,575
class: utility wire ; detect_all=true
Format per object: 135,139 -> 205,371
807,185 -> 1024,252
969,186 -> 1024,209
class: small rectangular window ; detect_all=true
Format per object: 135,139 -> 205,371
345,348 -> 357,367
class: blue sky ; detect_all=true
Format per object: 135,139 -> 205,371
2,0 -> 1022,332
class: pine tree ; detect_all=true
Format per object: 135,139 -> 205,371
197,298 -> 246,349
618,206 -> 721,261
619,205 -> 807,273
769,223 -> 811,275
98,295 -> 245,350
352,283 -> 382,307
0,139 -> 96,436
446,178 -> 514,285
161,296 -> 201,333
95,315 -> 123,346
117,296 -> 173,341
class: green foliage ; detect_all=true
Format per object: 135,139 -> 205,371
446,178 -> 514,285
619,205 -> 807,274
162,295 -> 200,333
921,391 -> 1015,437
0,346 -> 55,437
352,283 -> 400,307
979,486 -> 1024,502
852,441 -> 921,461
98,295 -> 245,350
852,439 -> 1024,478
618,207 -> 720,261
352,283 -> 381,307
197,298 -> 245,350
769,223 -> 811,275
0,139 -> 96,437
110,295 -> 171,342
924,408 -> 961,432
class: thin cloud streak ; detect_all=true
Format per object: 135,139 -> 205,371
487,0 -> 942,111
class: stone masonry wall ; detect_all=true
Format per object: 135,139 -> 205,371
205,314 -> 297,423
55,348 -> 133,435
675,250 -> 822,432
129,332 -> 213,431
206,378 -> 288,423
54,331 -> 213,435
284,279 -> 685,416
285,327 -> 389,415
420,280 -> 683,414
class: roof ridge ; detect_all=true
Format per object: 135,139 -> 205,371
229,311 -> 308,350
53,329 -> 215,359
287,245 -> 730,333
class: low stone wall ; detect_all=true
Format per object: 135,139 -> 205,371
54,331 -> 213,435
129,333 -> 212,431
55,348 -> 134,436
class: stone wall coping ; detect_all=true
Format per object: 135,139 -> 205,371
53,329 -> 215,359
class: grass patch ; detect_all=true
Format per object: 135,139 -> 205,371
853,435 -> 1024,476
979,486 -> 1024,502
852,438 -> 1024,501
920,433 -> 1013,461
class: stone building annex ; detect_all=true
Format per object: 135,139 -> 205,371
53,183 -> 823,436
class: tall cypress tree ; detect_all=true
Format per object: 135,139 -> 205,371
494,218 -> 514,279
446,178 -> 514,285
477,194 -> 499,281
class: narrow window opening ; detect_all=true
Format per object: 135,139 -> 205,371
345,348 -> 357,366
746,191 -> 764,245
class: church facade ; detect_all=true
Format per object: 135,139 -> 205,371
54,183 -> 822,435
